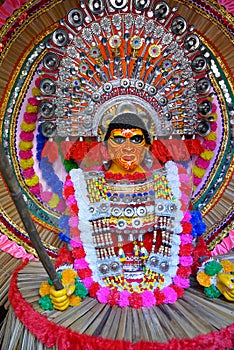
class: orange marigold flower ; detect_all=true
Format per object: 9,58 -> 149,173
197,271 -> 212,287
39,281 -> 51,297
69,295 -> 81,307
220,260 -> 234,273
61,269 -> 77,285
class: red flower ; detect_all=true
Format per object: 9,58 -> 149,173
177,266 -> 191,278
72,247 -> 86,259
171,285 -> 184,298
77,268 -> 92,279
54,246 -> 74,268
185,139 -> 204,155
70,141 -> 89,161
152,139 -> 173,163
70,204 -> 79,216
154,289 -> 166,305
69,227 -> 80,237
180,244 -> 193,256
129,292 -> 143,308
63,186 -> 75,198
108,288 -> 120,306
89,282 -> 101,297
181,222 -> 192,234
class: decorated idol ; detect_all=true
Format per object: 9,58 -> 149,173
39,100 -> 197,309
35,1 -> 233,310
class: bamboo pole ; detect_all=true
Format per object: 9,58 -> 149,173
0,145 -> 63,291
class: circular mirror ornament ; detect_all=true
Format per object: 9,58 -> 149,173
191,55 -> 207,72
67,8 -> 84,27
196,77 -> 211,95
154,1 -> 170,19
99,264 -> 109,274
133,0 -> 150,11
109,0 -> 128,9
160,261 -> 169,272
149,256 -> 159,267
52,29 -> 69,47
184,34 -> 200,52
41,122 -> 57,138
43,52 -> 60,71
39,78 -> 56,95
88,0 -> 106,14
196,119 -> 211,136
38,102 -> 54,118
198,100 -> 212,116
171,16 -> 187,35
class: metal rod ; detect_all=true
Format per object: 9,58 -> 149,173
0,144 -> 63,290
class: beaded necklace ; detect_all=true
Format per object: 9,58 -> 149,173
81,168 -> 179,292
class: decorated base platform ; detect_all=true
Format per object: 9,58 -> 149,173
1,258 -> 234,350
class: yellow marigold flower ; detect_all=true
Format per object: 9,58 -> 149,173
25,175 -> 39,187
200,150 -> 214,161
20,158 -> 34,169
62,269 -> 77,285
204,132 -> 217,141
197,271 -> 212,287
26,104 -> 38,113
21,121 -> 36,132
48,194 -> 60,208
220,260 -> 234,273
39,281 -> 51,297
69,295 -> 81,307
209,113 -> 217,121
192,166 -> 206,178
32,87 -> 41,96
19,141 -> 33,151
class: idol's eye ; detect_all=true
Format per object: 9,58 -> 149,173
130,135 -> 144,144
112,136 -> 126,144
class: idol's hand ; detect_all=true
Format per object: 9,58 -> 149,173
50,286 -> 70,311
216,273 -> 234,301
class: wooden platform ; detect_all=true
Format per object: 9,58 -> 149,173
0,258 -> 234,349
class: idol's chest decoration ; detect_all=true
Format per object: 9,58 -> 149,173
70,163 -> 183,293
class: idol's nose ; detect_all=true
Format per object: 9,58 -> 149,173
123,138 -> 133,151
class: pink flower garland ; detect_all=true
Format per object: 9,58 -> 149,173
193,101 -> 218,187
18,79 -> 66,213
62,165 -> 194,308
9,260 -> 234,350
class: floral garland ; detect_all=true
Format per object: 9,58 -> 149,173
18,79 -> 66,213
192,97 -> 218,187
38,267 -> 88,310
8,260 -> 234,350
18,87 -> 41,195
58,161 -> 194,308
196,258 -> 234,298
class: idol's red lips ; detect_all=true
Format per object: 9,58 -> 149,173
122,156 -> 135,161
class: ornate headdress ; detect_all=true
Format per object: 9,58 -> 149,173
38,0 -> 211,145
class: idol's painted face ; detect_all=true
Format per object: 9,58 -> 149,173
107,128 -> 148,172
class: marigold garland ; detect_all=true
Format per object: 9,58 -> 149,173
192,103 -> 218,187
38,268 -> 88,310
18,84 -> 66,213
220,260 -> 234,273
18,88 -> 40,195
196,259 -> 234,298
